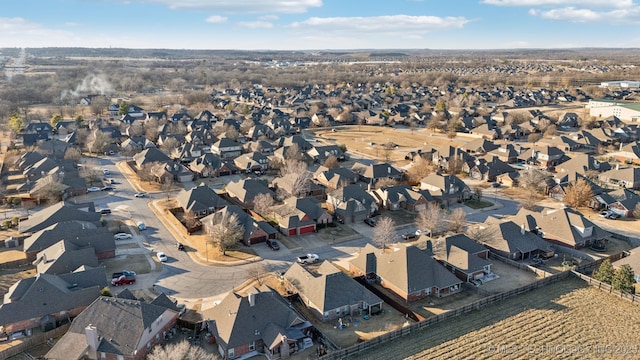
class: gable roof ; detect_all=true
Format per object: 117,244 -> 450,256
23,221 -> 115,255
35,239 -> 99,274
19,202 -> 100,234
175,184 -> 228,213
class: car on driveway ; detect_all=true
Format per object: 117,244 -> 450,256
177,242 -> 185,251
101,186 -> 114,191
401,232 -> 417,241
266,239 -> 280,251
364,218 -> 377,227
606,213 -> 621,220
157,252 -> 168,262
87,187 -> 101,192
599,211 -> 612,218
102,169 -> 110,175
114,233 -> 132,240
134,192 -> 146,198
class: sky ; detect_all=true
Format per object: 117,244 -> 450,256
1,0 -> 640,50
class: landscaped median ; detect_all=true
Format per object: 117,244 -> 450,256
147,198 -> 259,266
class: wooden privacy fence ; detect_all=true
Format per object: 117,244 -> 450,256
570,271 -> 639,304
320,272 -> 570,360
488,252 -> 554,278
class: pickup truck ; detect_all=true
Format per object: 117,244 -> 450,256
111,271 -> 136,286
297,254 -> 319,264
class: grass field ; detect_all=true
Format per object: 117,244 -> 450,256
348,278 -> 640,360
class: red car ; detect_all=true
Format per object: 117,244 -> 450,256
111,273 -> 136,286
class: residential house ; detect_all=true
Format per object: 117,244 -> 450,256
226,179 -> 276,208
272,174 -> 326,200
612,141 -> 640,165
189,153 -> 236,178
23,221 -> 116,261
326,185 -> 378,223
475,220 -> 555,260
419,173 -> 471,206
234,152 -> 270,174
608,189 -> 640,218
202,205 -> 277,246
203,286 -> 313,360
132,147 -> 171,169
428,234 -> 492,283
272,197 -> 332,236
351,162 -> 403,184
307,145 -> 345,163
0,267 -> 107,335
349,244 -> 462,302
512,207 -> 611,249
284,261 -> 383,321
175,184 -> 229,217
371,184 -> 432,212
313,166 -> 359,190
46,294 -> 179,360
486,144 -> 520,164
34,239 -> 99,275
19,201 -> 100,234
212,138 -> 242,159
518,145 -> 565,167
466,156 -> 517,182
598,167 -> 640,190
153,162 -> 194,183
554,154 -> 612,185
171,142 -> 202,163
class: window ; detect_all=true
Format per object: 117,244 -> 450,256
229,348 -> 235,358
249,342 -> 255,351
336,308 -> 340,316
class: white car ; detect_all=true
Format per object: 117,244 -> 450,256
113,233 -> 133,240
157,252 -> 168,262
102,169 -> 110,175
134,192 -> 146,198
87,187 -> 101,192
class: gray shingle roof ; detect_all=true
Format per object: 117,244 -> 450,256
19,202 -> 101,234
175,184 -> 228,213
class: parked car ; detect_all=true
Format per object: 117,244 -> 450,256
114,233 -> 132,240
177,242 -> 185,251
599,211 -> 612,218
415,229 -> 431,236
136,221 -> 146,230
157,252 -> 168,262
401,232 -> 417,241
102,169 -> 110,175
111,271 -> 136,286
134,192 -> 146,198
364,218 -> 377,227
491,183 -> 500,188
297,253 -> 319,264
266,239 -> 280,251
87,187 -> 101,192
606,213 -> 621,220
97,208 -> 111,215
101,186 -> 113,191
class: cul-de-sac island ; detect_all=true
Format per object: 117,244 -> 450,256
1,48 -> 640,360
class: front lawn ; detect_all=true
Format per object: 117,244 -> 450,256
464,200 -> 494,209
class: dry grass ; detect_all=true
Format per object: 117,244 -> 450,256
348,278 -> 640,360
310,127 -> 465,165
0,267 -> 35,298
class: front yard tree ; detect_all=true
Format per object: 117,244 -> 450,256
612,264 -> 636,294
417,202 -> 443,238
79,159 -> 102,183
8,112 -> 23,133
87,130 -> 110,154
447,208 -> 467,233
285,143 -> 304,162
593,259 -> 614,284
280,160 -> 312,197
50,114 -> 63,127
375,177 -> 399,190
562,178 -> 593,208
405,156 -> 435,184
208,212 -> 244,256
183,210 -> 199,231
118,101 -> 130,116
64,147 -> 82,162
253,193 -> 275,217
519,169 -> 547,194
323,155 -> 339,169
371,216 -> 397,249
160,136 -> 179,155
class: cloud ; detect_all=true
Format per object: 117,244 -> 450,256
0,17 -> 75,47
482,0 -> 632,7
138,0 -> 322,14
290,15 -> 470,34
529,6 -> 640,22
206,15 -> 228,23
259,15 -> 279,21
237,21 -> 274,29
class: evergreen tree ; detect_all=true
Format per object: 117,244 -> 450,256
593,259 -> 614,284
612,264 -> 636,294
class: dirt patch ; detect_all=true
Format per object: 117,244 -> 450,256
0,248 -> 27,263
479,261 -> 540,293
348,277 -> 640,359
0,267 -> 35,298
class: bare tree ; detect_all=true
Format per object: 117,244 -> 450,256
323,155 -> 339,169
279,160 -> 312,197
64,147 -> 82,162
406,156 -> 435,183
138,162 -> 160,182
33,176 -> 66,205
254,190 -> 274,212
183,210 -> 199,230
371,216 -> 397,249
633,203 -> 640,219
147,340 -> 220,360
285,143 -> 304,162
247,262 -> 269,286
527,133 -> 542,144
144,117 -> 160,141
87,130 -> 110,154
208,212 -> 245,256
375,177 -> 399,189
417,202 -> 443,238
240,118 -> 255,134
80,159 -> 103,183
224,125 -> 240,141
563,178 -> 594,208
160,137 -> 180,155
466,225 -> 497,244
518,169 -> 547,194
447,208 -> 467,233
128,123 -> 145,137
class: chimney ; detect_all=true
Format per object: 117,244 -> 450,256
42,253 -> 47,263
520,223 -> 525,235
85,324 -> 99,360
387,167 -> 391,174
248,292 -> 255,307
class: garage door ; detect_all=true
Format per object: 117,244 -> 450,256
288,229 -> 297,236
299,225 -> 315,235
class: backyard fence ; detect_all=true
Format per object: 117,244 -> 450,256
0,324 -> 70,360
488,252 -> 554,278
319,271 -> 570,360
570,271 -> 639,305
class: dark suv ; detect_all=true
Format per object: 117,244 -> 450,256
364,218 -> 377,227
267,239 -> 280,251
